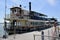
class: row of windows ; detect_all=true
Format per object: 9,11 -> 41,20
30,22 -> 45,25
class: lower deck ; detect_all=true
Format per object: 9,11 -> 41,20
6,25 -> 52,35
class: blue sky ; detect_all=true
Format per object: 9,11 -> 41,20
0,0 -> 60,22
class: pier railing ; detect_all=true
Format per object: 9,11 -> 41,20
33,34 -> 60,40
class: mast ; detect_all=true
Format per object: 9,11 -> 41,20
5,0 -> 6,18
3,0 -> 7,38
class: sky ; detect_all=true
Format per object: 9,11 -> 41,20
0,0 -> 60,23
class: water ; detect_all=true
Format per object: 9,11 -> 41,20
0,23 -> 5,37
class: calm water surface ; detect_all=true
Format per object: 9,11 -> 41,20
0,24 -> 5,37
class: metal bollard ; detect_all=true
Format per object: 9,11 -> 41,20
41,31 -> 44,40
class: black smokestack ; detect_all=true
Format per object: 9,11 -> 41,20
29,2 -> 31,12
20,5 -> 22,8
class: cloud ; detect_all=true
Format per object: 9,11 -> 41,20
46,0 -> 56,6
